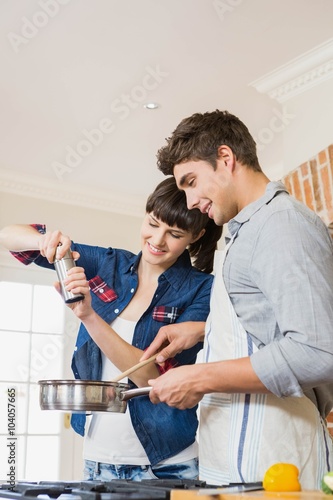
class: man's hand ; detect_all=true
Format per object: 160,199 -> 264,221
140,321 -> 205,363
148,364 -> 204,409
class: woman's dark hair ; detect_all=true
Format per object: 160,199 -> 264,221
146,177 -> 222,274
157,109 -> 261,174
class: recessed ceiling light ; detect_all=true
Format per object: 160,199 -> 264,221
143,102 -> 160,110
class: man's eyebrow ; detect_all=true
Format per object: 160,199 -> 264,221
178,173 -> 190,187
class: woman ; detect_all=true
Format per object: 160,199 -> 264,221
0,177 -> 222,481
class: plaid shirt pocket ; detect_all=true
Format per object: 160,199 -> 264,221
152,306 -> 184,324
89,276 -> 118,303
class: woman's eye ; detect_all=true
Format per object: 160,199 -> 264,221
171,233 -> 182,239
149,222 -> 158,228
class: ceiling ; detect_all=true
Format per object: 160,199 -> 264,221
1,0 -> 333,216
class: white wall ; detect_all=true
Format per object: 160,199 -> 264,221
282,78 -> 333,174
0,192 -> 142,253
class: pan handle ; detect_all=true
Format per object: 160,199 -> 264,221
120,387 -> 151,401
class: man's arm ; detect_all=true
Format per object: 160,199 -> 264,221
148,357 -> 270,409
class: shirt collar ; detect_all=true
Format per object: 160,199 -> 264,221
228,180 -> 288,238
129,252 -> 142,274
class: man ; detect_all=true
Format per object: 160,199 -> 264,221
142,110 -> 333,488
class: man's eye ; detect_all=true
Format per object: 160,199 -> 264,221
149,222 -> 158,228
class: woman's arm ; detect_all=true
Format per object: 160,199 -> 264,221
0,224 -> 43,251
65,266 -> 160,386
0,224 -> 72,262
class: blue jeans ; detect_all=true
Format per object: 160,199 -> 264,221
83,457 -> 199,481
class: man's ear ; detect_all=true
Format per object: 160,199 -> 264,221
217,145 -> 236,170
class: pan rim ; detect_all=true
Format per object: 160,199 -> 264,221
38,379 -> 130,388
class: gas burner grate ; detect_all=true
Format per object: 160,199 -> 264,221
0,480 -> 213,500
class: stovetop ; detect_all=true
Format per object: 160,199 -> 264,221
0,480 -> 215,500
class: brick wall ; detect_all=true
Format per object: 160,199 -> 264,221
282,143 -> 333,437
282,144 -> 333,229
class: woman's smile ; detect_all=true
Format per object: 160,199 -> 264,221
147,242 -> 166,255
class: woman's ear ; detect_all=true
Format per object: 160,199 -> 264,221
191,228 -> 205,243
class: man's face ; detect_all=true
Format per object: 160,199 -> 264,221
174,159 -> 237,226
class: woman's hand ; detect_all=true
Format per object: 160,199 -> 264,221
60,266 -> 93,319
39,230 -> 72,262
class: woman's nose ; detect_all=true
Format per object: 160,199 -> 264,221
153,229 -> 166,245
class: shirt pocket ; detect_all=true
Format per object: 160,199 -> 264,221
152,306 -> 184,324
88,276 -> 118,303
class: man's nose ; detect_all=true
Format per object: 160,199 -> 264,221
186,192 -> 200,210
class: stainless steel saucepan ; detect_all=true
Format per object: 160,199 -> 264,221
38,354 -> 156,413
38,379 -> 151,413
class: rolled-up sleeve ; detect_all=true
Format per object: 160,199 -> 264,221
10,224 -> 46,265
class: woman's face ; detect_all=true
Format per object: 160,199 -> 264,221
140,212 -> 196,270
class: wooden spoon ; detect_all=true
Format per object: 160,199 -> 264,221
111,354 -> 158,382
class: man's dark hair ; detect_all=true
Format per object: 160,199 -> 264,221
157,109 -> 261,174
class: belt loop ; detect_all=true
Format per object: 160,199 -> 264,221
94,461 -> 100,474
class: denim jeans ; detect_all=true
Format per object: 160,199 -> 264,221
84,457 -> 199,481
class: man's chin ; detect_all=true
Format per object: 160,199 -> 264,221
212,214 -> 224,226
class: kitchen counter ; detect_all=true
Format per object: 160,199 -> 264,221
171,490 -> 330,499
1,480 -> 330,500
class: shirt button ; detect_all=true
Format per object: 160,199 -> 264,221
99,288 -> 104,293
74,346 -> 78,351
114,309 -> 119,314
131,288 -> 135,293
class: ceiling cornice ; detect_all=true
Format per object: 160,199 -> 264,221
249,38 -> 333,103
0,168 -> 145,217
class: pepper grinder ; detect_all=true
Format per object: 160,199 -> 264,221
54,248 -> 84,303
